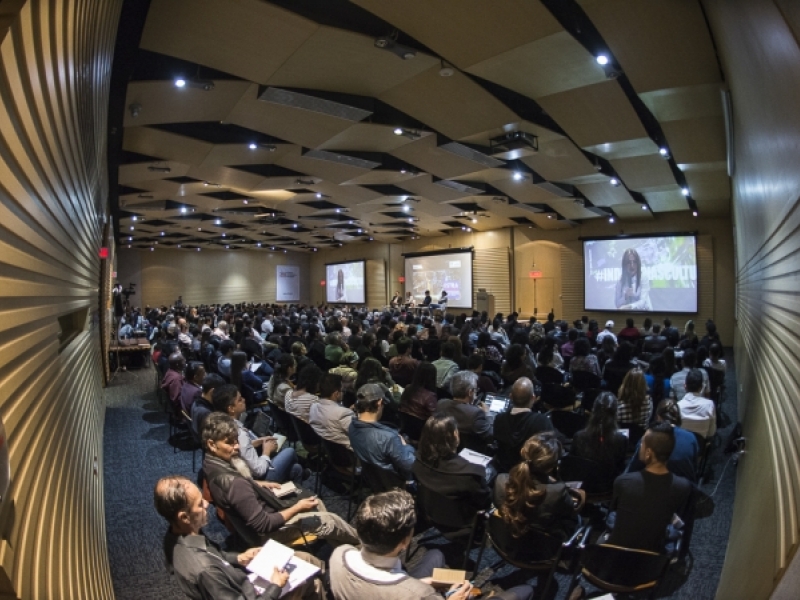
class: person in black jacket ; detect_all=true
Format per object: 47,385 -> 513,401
412,415 -> 492,521
492,377 -> 554,473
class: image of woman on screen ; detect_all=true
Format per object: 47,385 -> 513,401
615,248 -> 652,310
335,269 -> 347,303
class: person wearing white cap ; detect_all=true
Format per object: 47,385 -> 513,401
596,320 -> 618,345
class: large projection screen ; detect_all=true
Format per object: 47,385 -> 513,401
584,235 -> 697,313
326,260 -> 366,304
405,249 -> 473,309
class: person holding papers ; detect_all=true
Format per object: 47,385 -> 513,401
412,415 -> 492,519
153,475 -> 324,600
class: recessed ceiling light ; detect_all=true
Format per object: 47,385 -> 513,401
130,226 -> 134,230
257,242 -> 261,247
316,193 -> 322,198
283,249 -> 286,253
682,187 -> 690,196
659,147 -> 669,157
400,169 -> 407,174
174,78 -> 186,88
312,248 -> 317,252
127,245 -> 131,249
215,219 -> 222,225
225,245 -> 229,249
222,233 -> 226,237
610,178 -> 620,186
177,244 -> 181,248
596,55 -> 609,66
197,248 -> 201,252
128,237 -> 132,241
292,223 -> 297,228
512,172 -> 524,181
472,218 -> 477,223
160,231 -> 165,235
609,216 -> 615,223
198,227 -> 202,231
693,210 -> 698,217
132,216 -> 137,221
393,127 -> 403,135
248,143 -> 257,150
642,205 -> 648,211
150,247 -> 154,251
180,207 -> 187,213
243,199 -> 248,205
403,205 -> 410,212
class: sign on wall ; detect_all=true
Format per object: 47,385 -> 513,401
276,265 -> 300,302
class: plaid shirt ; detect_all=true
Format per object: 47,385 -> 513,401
617,394 -> 652,428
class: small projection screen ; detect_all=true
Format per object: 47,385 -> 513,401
404,249 -> 473,309
583,235 -> 697,313
326,260 -> 366,304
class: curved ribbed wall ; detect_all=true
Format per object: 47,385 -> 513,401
0,0 -> 120,598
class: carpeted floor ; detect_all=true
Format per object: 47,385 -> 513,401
104,352 -> 739,599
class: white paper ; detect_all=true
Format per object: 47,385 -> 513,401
273,433 -> 287,452
248,539 -> 320,598
273,481 -> 298,498
459,448 -> 492,467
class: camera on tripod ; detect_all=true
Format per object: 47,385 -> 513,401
122,283 -> 136,300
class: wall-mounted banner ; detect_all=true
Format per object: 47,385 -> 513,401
276,265 -> 300,302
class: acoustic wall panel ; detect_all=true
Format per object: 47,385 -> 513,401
474,247 -> 511,315
0,0 -> 121,598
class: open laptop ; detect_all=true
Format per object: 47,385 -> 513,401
483,393 -> 511,418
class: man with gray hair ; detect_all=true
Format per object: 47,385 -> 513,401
436,371 -> 493,449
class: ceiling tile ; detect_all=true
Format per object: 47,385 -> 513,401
537,80 -> 649,148
576,181 -> 636,207
661,117 -> 727,164
639,83 -> 724,123
610,154 -> 677,192
578,0 -> 722,93
583,137 -> 659,161
466,31 -> 607,99
520,138 -> 597,182
140,0 -> 318,84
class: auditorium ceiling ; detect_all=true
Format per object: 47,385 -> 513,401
113,0 -> 730,253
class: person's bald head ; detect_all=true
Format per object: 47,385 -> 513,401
510,377 -> 535,408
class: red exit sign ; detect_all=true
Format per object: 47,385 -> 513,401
529,270 -> 543,279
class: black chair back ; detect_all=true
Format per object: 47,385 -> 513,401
322,439 -> 357,473
535,366 -> 565,385
487,512 -> 564,565
241,338 -> 265,361
547,410 -> 587,440
417,482 -> 475,533
540,383 -> 577,409
569,370 -> 603,412
618,423 -> 646,451
288,413 -> 322,450
580,544 -> 669,592
399,412 -> 427,442
602,364 -> 632,396
360,461 -> 406,493
558,455 -> 616,496
269,404 -> 300,445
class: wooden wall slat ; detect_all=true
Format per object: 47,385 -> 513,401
0,0 -> 120,598
473,247 -> 511,315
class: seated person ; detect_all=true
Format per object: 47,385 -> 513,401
191,373 -> 225,438
678,369 -> 717,438
388,337 -> 419,387
309,373 -> 355,449
213,384 -> 304,485
500,344 -> 536,388
390,291 -> 402,308
607,422 -> 692,552
349,383 -> 416,479
492,377 -> 553,473
670,349 -> 709,400
180,361 -> 206,413
422,290 -> 432,307
217,339 -> 236,379
266,355 -> 296,409
468,354 -> 498,395
202,413 -> 359,547
432,341 -> 459,389
161,352 -> 186,409
328,351 -> 359,393
616,368 -> 652,429
571,392 -> 628,475
412,415 -> 492,519
704,342 -> 727,373
642,324 -> 669,355
627,400 -> 699,482
285,365 -> 322,423
436,371 -> 493,450
330,490 -> 533,600
494,432 -> 584,540
230,350 -> 266,406
154,475 -> 326,600
568,338 -> 601,378
399,362 -> 439,422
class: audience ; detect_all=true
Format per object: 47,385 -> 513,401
154,474 -> 325,600
179,361 -> 205,413
285,365 -> 322,423
330,490 -> 533,600
161,352 -> 186,409
432,341 -> 460,389
388,337 -> 418,387
436,371 -> 493,451
571,391 -> 628,474
616,368 -> 652,430
492,377 -> 553,473
568,338 -> 601,378
202,413 -> 359,547
606,422 -> 692,552
349,383 -> 416,479
495,432 -> 584,540
309,373 -> 355,449
678,369 -> 717,438
212,384 -> 304,485
670,349 -> 709,400
191,373 -> 225,437
398,362 -> 439,422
